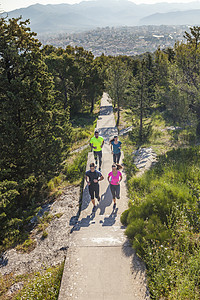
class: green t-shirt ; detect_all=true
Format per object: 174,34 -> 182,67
90,136 -> 104,152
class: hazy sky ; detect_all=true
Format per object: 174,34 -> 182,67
0,0 -> 198,12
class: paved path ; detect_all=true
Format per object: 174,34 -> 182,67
58,93 -> 149,300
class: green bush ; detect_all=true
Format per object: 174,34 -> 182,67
16,238 -> 36,253
123,152 -> 138,180
122,146 -> 200,298
64,147 -> 89,183
72,128 -> 90,141
15,263 -> 64,300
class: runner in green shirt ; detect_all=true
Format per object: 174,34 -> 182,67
89,130 -> 104,171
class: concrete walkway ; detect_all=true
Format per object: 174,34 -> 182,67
58,93 -> 149,300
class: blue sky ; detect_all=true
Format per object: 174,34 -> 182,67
0,0 -> 197,12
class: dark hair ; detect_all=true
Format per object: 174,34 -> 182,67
112,163 -> 123,170
90,162 -> 95,168
94,130 -> 99,134
109,135 -> 118,144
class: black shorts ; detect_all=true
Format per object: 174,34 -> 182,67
89,184 -> 99,199
110,184 -> 120,199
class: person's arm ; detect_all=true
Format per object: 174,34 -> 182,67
85,175 -> 90,185
110,142 -> 113,153
90,142 -> 97,149
107,174 -> 110,183
98,175 -> 104,181
118,174 -> 122,184
94,174 -> 104,183
101,139 -> 104,148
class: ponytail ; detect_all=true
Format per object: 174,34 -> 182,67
109,137 -> 115,144
116,163 -> 123,170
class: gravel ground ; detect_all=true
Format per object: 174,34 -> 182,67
0,186 -> 80,276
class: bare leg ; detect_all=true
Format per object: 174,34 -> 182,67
91,199 -> 95,207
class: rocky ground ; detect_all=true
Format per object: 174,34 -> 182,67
0,186 -> 80,277
133,147 -> 157,176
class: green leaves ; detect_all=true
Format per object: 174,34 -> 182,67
122,146 -> 200,298
0,180 -> 19,209
44,45 -> 104,116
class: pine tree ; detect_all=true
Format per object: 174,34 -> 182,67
0,17 -> 71,181
106,57 -> 130,126
127,55 -> 156,143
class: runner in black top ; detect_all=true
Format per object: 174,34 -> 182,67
85,162 -> 104,210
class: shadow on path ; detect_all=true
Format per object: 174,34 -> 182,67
99,106 -> 113,116
70,210 -> 96,233
98,127 -> 118,142
98,186 -> 112,215
101,207 -> 118,226
80,185 -> 91,212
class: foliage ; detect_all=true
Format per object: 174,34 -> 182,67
105,57 -> 130,126
0,17 -> 100,253
121,146 -> 200,298
15,263 -> 64,300
15,238 -> 37,253
126,54 -> 156,143
0,18 -> 72,182
43,45 -> 104,116
64,147 -> 90,183
122,151 -> 138,180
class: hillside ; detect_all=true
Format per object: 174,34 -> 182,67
5,0 -> 200,34
140,9 -> 200,25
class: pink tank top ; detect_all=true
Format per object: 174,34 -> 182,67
108,171 -> 122,185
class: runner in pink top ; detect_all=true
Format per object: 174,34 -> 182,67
108,170 -> 122,185
107,164 -> 123,208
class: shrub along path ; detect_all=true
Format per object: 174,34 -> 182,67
58,93 -> 149,300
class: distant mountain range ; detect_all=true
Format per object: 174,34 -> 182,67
4,0 -> 200,34
140,9 -> 200,25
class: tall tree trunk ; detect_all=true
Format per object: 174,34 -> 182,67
90,99 -> 94,113
139,89 -> 143,142
90,94 -> 94,113
139,65 -> 144,142
117,97 -> 120,126
62,78 -> 68,110
116,87 -> 120,126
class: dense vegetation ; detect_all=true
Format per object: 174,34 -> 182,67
121,147 -> 200,299
110,26 -> 200,299
106,26 -> 200,145
0,17 -> 103,253
2,14 -> 200,300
